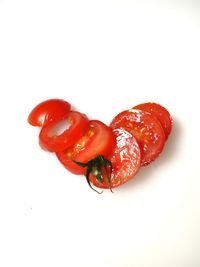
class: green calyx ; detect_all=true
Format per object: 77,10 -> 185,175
73,155 -> 113,194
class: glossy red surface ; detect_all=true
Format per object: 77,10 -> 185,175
110,109 -> 165,165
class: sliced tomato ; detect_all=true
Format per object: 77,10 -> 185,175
133,102 -> 172,139
56,120 -> 115,174
110,109 -> 165,166
89,128 -> 141,189
28,99 -> 71,127
39,111 -> 89,152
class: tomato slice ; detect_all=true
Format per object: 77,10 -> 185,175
110,109 -> 165,166
28,99 -> 71,127
39,111 -> 89,152
133,102 -> 172,139
56,120 -> 115,174
89,128 -> 141,189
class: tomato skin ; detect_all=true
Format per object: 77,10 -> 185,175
89,128 -> 141,189
28,99 -> 71,127
39,111 -> 89,152
133,102 -> 172,139
56,120 -> 115,174
110,109 -> 165,166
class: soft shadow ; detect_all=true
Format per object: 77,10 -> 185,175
118,116 -> 182,192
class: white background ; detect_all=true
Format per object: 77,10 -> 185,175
0,1 -> 200,266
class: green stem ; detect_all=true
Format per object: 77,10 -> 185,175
72,155 -> 113,193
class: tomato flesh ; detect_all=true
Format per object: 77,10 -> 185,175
56,120 -> 115,174
89,128 -> 141,189
28,99 -> 71,127
39,111 -> 89,152
133,102 -> 172,139
110,109 -> 165,166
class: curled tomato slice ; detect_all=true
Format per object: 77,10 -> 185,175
110,109 -> 165,166
39,111 -> 89,152
133,102 -> 172,139
56,120 -> 115,174
28,99 -> 71,127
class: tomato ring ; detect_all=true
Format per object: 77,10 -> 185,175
39,111 -> 89,152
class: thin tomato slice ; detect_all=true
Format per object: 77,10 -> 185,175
133,102 -> 172,139
89,128 -> 141,189
39,111 -> 89,152
28,99 -> 71,127
110,109 -> 165,166
56,120 -> 115,174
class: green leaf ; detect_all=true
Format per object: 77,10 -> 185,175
85,166 -> 102,194
72,159 -> 88,167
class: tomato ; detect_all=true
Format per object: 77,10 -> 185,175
133,102 -> 172,139
28,99 -> 71,127
110,109 -> 165,166
39,111 -> 89,152
88,128 -> 141,189
56,120 -> 115,174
